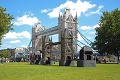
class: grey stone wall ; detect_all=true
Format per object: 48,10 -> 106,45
59,60 -> 66,66
59,60 -> 76,66
77,60 -> 96,67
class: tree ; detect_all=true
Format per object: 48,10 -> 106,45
0,6 -> 14,45
92,8 -> 120,62
0,50 -> 11,58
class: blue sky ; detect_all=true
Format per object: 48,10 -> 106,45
0,0 -> 120,50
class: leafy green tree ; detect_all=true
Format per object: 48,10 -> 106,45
107,54 -> 114,59
0,50 -> 11,58
92,8 -> 120,61
0,6 -> 14,45
0,51 -> 2,56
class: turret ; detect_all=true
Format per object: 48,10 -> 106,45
75,12 -> 78,23
58,12 -> 61,23
63,10 -> 66,21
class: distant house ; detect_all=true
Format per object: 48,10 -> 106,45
15,47 -> 27,62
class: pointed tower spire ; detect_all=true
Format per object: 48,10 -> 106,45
75,12 -> 77,18
59,12 -> 60,18
58,12 -> 61,24
75,12 -> 78,22
38,21 -> 40,24
51,37 -> 52,42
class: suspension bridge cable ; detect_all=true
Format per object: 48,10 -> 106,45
26,39 -> 32,54
27,39 -> 32,49
72,35 -> 87,46
77,44 -> 82,48
77,30 -> 92,46
69,31 -> 87,47
77,30 -> 97,52
77,30 -> 92,43
78,32 -> 90,45
76,38 -> 87,46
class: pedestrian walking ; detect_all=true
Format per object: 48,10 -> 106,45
1,54 -> 4,64
0,56 -> 1,64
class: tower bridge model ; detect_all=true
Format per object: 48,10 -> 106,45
31,7 -> 96,67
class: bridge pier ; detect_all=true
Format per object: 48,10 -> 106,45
40,60 -> 54,65
77,60 -> 96,67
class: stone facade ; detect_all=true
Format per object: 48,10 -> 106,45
77,60 -> 96,67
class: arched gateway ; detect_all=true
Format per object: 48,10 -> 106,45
32,8 -> 78,66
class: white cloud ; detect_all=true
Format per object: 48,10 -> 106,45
4,31 -> 31,39
44,0 -> 96,18
21,45 -> 27,48
86,36 -> 92,40
0,43 -> 13,49
85,5 -> 103,16
13,14 -> 39,26
80,24 -> 99,30
77,33 -> 93,42
80,25 -> 93,30
78,33 -> 83,41
9,40 -> 21,43
41,9 -> 51,13
89,31 -> 95,34
1,44 -> 7,47
24,11 -> 34,16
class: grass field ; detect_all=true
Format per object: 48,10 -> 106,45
0,62 -> 120,80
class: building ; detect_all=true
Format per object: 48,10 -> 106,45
15,47 -> 27,62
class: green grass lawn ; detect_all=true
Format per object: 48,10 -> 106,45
0,62 -> 120,80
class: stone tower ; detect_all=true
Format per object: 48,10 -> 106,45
32,22 -> 44,54
58,7 -> 78,62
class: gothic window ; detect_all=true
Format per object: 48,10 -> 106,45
69,31 -> 72,37
68,49 -> 70,52
67,15 -> 73,22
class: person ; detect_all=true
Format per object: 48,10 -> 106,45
0,56 -> 1,64
1,54 -> 4,64
53,54 -> 56,64
104,58 -> 106,63
30,54 -> 34,64
35,55 -> 39,64
117,60 -> 120,64
38,55 -> 41,64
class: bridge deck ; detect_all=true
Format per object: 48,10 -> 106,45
36,26 -> 59,36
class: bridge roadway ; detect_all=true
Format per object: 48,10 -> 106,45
36,26 -> 60,36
